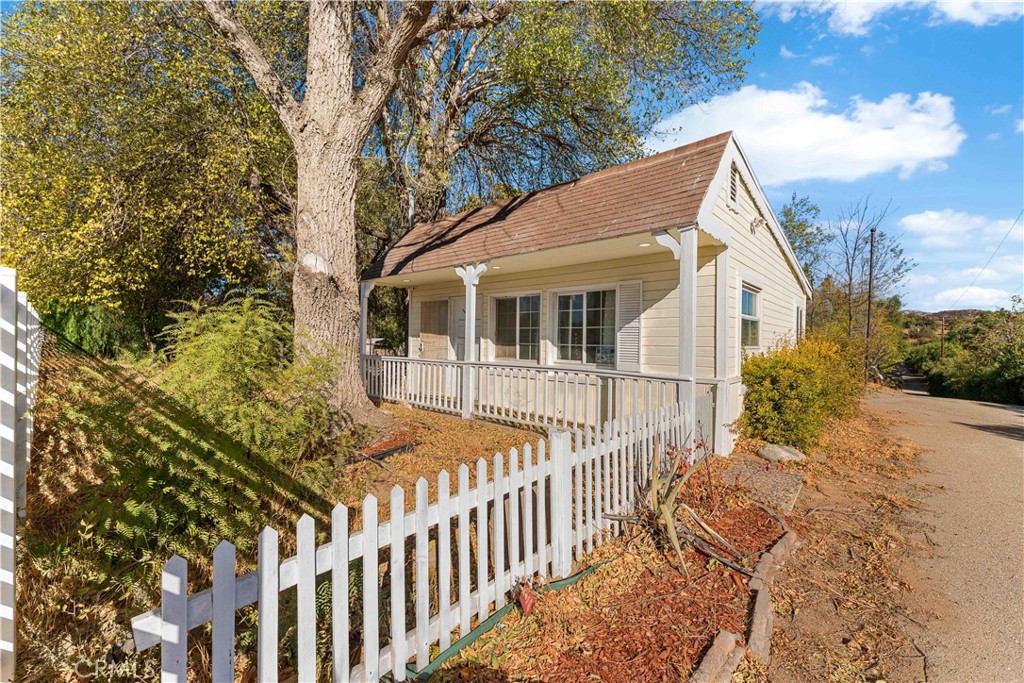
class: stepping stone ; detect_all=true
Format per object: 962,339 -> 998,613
722,460 -> 805,514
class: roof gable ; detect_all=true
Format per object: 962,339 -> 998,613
696,137 -> 813,298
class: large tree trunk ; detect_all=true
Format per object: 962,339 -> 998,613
293,136 -> 377,425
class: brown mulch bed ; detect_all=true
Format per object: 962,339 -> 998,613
435,467 -> 782,683
338,404 -> 542,522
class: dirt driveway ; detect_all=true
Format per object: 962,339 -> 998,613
868,382 -> 1024,682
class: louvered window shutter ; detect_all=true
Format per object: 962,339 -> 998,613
616,280 -> 642,372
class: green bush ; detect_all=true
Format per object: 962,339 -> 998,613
923,310 -> 1024,404
160,294 -> 336,475
40,301 -> 148,358
740,337 -> 862,450
904,341 -> 947,374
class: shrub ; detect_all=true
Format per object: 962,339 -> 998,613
904,341 -> 946,374
160,294 -> 336,474
923,309 -> 1024,404
739,337 -> 862,450
40,301 -> 148,358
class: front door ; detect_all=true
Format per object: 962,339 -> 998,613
420,300 -> 450,360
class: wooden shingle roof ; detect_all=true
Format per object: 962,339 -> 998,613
364,131 -> 732,280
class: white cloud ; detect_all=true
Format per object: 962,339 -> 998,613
780,45 -> 798,59
927,286 -> 1017,309
960,254 -> 1024,285
764,1 -> 1024,36
649,82 -> 965,186
986,103 -> 1012,115
986,132 -> 1002,141
899,209 -> 1022,249
1017,119 -> 1024,133
932,1 -> 1024,27
811,54 -> 839,66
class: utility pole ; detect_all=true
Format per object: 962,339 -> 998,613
940,316 -> 945,359
865,227 -> 876,382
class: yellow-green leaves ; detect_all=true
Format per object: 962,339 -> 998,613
1,2 -> 291,326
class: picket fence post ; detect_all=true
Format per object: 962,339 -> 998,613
549,430 -> 574,577
0,267 -> 18,682
161,555 -> 188,682
212,540 -> 236,683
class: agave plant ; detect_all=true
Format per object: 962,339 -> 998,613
629,438 -> 750,576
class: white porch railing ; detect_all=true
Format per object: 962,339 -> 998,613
363,355 -> 718,450
131,405 -> 692,682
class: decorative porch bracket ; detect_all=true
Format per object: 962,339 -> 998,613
653,228 -> 697,450
359,281 -> 375,378
455,263 -> 488,418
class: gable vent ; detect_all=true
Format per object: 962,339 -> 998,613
616,280 -> 643,372
729,165 -> 738,203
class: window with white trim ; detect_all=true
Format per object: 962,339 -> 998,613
741,285 -> 760,348
556,289 -> 616,368
493,295 -> 540,361
796,305 -> 805,340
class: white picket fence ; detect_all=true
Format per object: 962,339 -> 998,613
131,403 -> 692,682
0,267 -> 43,682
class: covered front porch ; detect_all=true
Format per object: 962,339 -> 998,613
360,225 -> 739,453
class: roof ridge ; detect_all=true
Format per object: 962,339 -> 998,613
413,131 -> 733,229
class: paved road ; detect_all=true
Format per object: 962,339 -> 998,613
868,381 -> 1024,683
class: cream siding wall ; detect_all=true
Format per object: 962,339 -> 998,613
402,163 -> 806,387
710,167 -> 807,379
406,251 -> 682,376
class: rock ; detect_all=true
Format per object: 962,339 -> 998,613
747,589 -> 774,664
688,630 -> 740,683
757,444 -> 806,463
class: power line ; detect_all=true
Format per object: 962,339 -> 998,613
948,208 -> 1024,310
990,283 -> 1023,310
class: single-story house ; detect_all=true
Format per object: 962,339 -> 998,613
360,131 -> 812,454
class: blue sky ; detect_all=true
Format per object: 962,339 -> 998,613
3,1 -> 1020,311
649,1 -> 1024,312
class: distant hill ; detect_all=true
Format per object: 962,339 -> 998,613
902,309 -> 983,321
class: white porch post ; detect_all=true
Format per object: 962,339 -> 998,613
455,263 -> 487,418
714,248 -> 731,454
654,228 -> 697,449
679,228 -> 698,449
359,282 -> 374,380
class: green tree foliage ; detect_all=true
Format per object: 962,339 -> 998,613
1,2 -> 295,339
740,338 -> 862,450
380,1 -> 761,222
909,303 -> 1024,404
779,193 -> 828,286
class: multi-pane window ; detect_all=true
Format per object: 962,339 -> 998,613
494,295 -> 540,361
741,285 -> 760,348
557,289 -> 616,368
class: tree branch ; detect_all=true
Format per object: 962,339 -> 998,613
355,0 -> 435,132
199,0 -> 302,141
417,0 -> 513,37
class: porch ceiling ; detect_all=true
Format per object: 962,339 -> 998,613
368,228 -> 724,288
